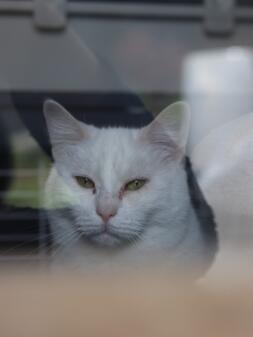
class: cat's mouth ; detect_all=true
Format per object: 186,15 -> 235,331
85,232 -> 122,247
80,228 -> 139,248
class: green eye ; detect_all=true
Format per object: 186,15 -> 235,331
125,179 -> 147,192
75,176 -> 95,189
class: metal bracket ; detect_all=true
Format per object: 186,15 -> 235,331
34,0 -> 66,31
204,0 -> 235,36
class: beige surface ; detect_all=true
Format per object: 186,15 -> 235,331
0,271 -> 252,337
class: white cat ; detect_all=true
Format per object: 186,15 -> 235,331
43,100 -> 217,277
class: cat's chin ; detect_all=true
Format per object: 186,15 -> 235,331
85,233 -> 125,248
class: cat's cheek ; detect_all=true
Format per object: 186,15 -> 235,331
73,189 -> 95,208
121,191 -> 147,209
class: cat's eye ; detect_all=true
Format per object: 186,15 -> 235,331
75,176 -> 95,189
124,179 -> 147,192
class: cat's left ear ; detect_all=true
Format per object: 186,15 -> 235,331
140,102 -> 190,159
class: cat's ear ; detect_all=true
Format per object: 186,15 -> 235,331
43,99 -> 87,146
140,102 -> 190,159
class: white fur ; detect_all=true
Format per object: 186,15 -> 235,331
44,100 -> 206,274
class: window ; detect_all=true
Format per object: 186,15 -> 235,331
0,0 -> 252,277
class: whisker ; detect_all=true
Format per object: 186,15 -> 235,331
50,231 -> 81,259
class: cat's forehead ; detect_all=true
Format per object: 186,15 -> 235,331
73,127 -> 155,188
92,128 -> 140,157
89,128 -> 146,170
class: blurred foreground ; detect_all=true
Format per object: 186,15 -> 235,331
0,269 -> 253,337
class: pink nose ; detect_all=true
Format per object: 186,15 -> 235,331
96,210 -> 117,224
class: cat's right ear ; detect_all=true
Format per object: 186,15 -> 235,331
43,100 -> 87,146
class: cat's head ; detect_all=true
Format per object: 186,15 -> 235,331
44,100 -> 190,248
